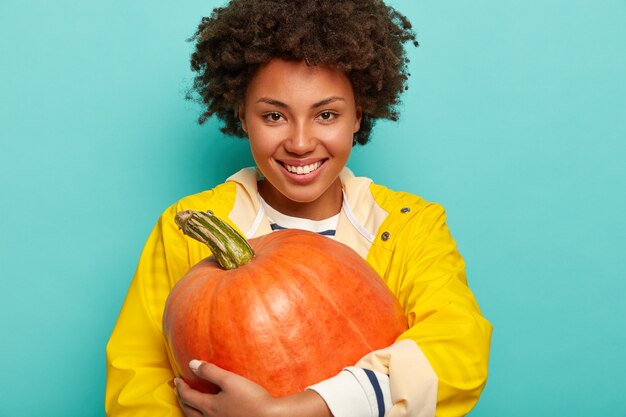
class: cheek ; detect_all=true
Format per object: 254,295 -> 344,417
323,127 -> 354,156
249,138 -> 281,170
249,142 -> 273,162
247,125 -> 276,156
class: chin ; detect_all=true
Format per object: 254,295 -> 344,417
282,190 -> 324,204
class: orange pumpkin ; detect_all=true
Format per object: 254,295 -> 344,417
163,210 -> 407,396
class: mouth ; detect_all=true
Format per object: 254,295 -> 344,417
280,160 -> 325,175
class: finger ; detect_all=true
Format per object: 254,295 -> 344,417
179,401 -> 204,417
189,360 -> 231,389
175,377 -> 212,416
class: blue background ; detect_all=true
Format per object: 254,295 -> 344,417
1,1 -> 625,416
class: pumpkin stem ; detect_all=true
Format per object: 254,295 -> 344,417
175,210 -> 254,270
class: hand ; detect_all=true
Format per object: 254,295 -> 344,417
174,360 -> 332,417
175,360 -> 276,417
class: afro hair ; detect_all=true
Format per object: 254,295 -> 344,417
188,0 -> 417,145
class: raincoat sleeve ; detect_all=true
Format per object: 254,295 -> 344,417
105,203 -> 192,417
361,202 -> 492,417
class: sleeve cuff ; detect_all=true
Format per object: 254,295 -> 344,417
307,367 -> 391,417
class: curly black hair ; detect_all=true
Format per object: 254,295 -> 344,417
188,0 -> 418,145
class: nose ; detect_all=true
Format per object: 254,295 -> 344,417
284,122 -> 317,155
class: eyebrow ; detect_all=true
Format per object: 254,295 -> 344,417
256,96 -> 346,109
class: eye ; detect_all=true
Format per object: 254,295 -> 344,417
318,111 -> 337,121
263,112 -> 285,122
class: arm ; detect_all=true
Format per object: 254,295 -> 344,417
360,203 -> 492,417
174,361 -> 332,417
106,204 -> 199,416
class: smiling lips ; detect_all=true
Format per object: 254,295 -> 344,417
282,160 -> 324,175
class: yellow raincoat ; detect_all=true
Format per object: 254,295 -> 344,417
106,168 -> 492,417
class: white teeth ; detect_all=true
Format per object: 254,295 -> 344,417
285,161 -> 322,175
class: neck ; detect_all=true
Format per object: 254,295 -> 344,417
258,179 -> 343,220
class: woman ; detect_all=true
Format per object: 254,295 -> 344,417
106,1 -> 492,416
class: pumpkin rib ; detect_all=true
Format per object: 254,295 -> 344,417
297,261 -> 374,352
247,265 -> 293,369
204,270 -> 228,361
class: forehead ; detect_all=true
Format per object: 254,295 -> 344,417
245,59 -> 355,103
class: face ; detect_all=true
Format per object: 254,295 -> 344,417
240,59 -> 362,220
